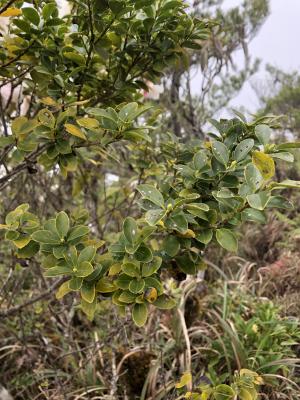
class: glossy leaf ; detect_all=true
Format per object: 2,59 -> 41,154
137,184 -> 165,208
64,123 -> 87,140
55,211 -> 70,239
212,141 -> 229,166
255,124 -> 271,145
129,278 -> 145,294
216,229 -> 238,252
123,217 -> 138,245
247,192 -> 270,210
233,139 -> 254,162
132,303 -> 148,327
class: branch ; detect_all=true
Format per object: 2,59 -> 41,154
0,277 -> 66,318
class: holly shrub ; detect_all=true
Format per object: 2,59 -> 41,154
1,0 -> 300,327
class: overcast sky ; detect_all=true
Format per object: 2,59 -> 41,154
222,0 -> 300,112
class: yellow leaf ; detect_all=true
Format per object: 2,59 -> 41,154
252,151 -> 275,180
0,7 -> 22,17
180,229 -> 196,238
144,287 -> 158,303
150,238 -> 159,251
83,239 -> 105,249
175,372 -> 192,389
64,123 -> 86,140
56,281 -> 72,300
40,97 -> 58,106
239,388 -> 253,400
77,117 -> 99,129
109,263 -> 122,276
66,98 -> 91,107
13,236 -> 31,249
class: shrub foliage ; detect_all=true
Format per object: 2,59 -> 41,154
0,0 -> 300,329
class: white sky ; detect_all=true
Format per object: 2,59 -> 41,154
223,0 -> 300,112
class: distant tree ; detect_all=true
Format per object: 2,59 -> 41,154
257,66 -> 300,137
159,0 -> 270,138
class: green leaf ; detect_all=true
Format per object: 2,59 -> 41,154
245,164 -> 263,191
195,229 -> 213,244
123,217 -> 138,245
132,303 -> 148,327
134,244 -> 153,262
142,256 -> 162,277
166,213 -> 188,234
118,102 -> 138,122
81,282 -> 96,303
80,298 -> 97,321
270,179 -> 300,189
13,235 -> 31,249
153,294 -> 176,309
175,372 -> 192,389
76,261 -> 94,277
42,3 -> 57,20
145,209 -> 166,226
255,124 -> 271,145
193,151 -> 207,170
0,135 -> 14,148
276,142 -> 300,150
122,262 -> 140,277
55,211 -> 69,239
214,384 -> 235,400
78,246 -> 96,263
118,290 -> 137,304
32,229 -> 61,244
96,277 -> 117,293
53,245 -> 67,259
233,139 -> 254,162
241,209 -> 267,223
162,236 -> 180,257
129,278 -> 145,294
17,240 -> 39,258
22,7 -> 40,25
56,281 -> 72,299
186,203 -> 209,217
137,184 -> 165,208
211,141 -> 229,166
176,254 -> 197,274
252,151 -> 275,180
114,273 -> 132,290
69,277 -> 83,290
144,277 -> 163,296
179,189 -> 200,199
68,225 -> 89,242
38,109 -> 55,128
270,152 -> 294,162
247,192 -> 270,210
63,51 -> 85,65
216,229 -> 238,252
44,266 -> 71,277
138,226 -> 156,242
266,196 -> 293,210
86,107 -> 118,130
123,129 -> 152,143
